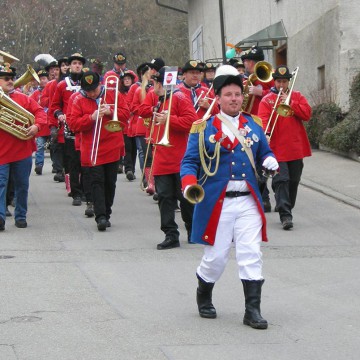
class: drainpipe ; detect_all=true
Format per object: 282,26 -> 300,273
219,0 -> 226,64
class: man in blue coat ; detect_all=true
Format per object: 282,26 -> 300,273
181,65 -> 278,330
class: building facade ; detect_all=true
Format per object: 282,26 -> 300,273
187,0 -> 360,110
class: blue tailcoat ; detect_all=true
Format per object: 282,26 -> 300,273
181,113 -> 275,245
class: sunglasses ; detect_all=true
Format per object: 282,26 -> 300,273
0,76 -> 14,82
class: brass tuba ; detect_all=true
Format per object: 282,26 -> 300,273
14,64 -> 40,89
241,61 -> 273,113
0,87 -> 35,140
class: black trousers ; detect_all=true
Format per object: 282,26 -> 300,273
89,160 -> 119,222
81,166 -> 93,203
272,159 -> 304,220
65,138 -> 82,198
123,134 -> 137,173
154,173 -> 194,241
52,142 -> 64,173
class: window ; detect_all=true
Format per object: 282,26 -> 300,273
192,26 -> 203,61
318,65 -> 325,90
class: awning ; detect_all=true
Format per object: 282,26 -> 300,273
236,20 -> 288,49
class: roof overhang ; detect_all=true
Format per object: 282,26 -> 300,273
236,20 -> 288,50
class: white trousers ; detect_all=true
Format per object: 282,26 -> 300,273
197,195 -> 263,283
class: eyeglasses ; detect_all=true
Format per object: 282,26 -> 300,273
0,76 -> 14,82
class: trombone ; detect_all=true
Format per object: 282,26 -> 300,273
90,76 -> 121,165
264,67 -> 299,140
103,75 -> 122,132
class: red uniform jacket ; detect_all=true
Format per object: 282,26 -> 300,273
0,91 -> 47,165
70,88 -> 130,166
41,79 -> 60,138
258,89 -> 312,162
138,90 -> 197,175
131,85 -> 150,137
243,76 -> 274,115
48,78 -> 81,143
30,88 -> 50,137
177,82 -> 219,120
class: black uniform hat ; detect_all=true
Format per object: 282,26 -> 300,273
151,67 -> 165,83
37,69 -> 48,78
213,65 -> 243,95
136,62 -> 150,78
204,62 -> 216,71
240,46 -> 265,62
113,52 -> 126,65
0,63 -> 16,77
81,71 -> 100,91
182,60 -> 204,72
58,57 -> 69,66
272,65 -> 293,80
68,52 -> 86,65
145,57 -> 165,72
45,60 -> 59,72
120,70 -> 136,82
228,58 -> 245,68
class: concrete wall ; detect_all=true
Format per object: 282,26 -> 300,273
187,0 -> 360,110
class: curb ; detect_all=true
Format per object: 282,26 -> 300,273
300,178 -> 360,210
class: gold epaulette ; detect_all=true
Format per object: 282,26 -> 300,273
242,112 -> 263,127
190,119 -> 207,134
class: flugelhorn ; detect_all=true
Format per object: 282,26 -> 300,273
14,65 -> 40,89
276,67 -> 299,117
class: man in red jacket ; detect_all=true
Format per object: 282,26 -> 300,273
0,63 -> 47,230
70,71 -> 130,231
258,65 -> 312,230
139,66 -> 198,249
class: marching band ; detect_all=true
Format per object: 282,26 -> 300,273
0,45 -> 313,330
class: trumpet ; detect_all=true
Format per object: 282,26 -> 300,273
195,84 -> 214,113
184,184 -> 205,205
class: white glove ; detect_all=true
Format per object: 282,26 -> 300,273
262,156 -> 279,171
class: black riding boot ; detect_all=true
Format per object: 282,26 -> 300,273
196,273 -> 217,319
241,279 -> 268,329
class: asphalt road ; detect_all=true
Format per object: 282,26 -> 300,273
1,152 -> 360,360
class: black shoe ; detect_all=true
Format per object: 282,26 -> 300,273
152,193 -> 159,202
84,202 -> 94,217
0,217 -> 5,231
106,220 -> 111,228
54,172 -> 65,182
157,238 -> 180,250
126,171 -> 135,181
72,197 -> 82,206
118,165 -> 124,174
34,165 -> 43,175
97,217 -> 107,231
6,207 -> 12,217
15,219 -> 27,228
263,199 -> 271,213
281,217 -> 294,230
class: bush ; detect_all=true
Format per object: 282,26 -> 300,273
320,73 -> 360,154
305,102 -> 343,148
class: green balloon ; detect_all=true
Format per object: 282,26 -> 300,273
226,48 -> 236,59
